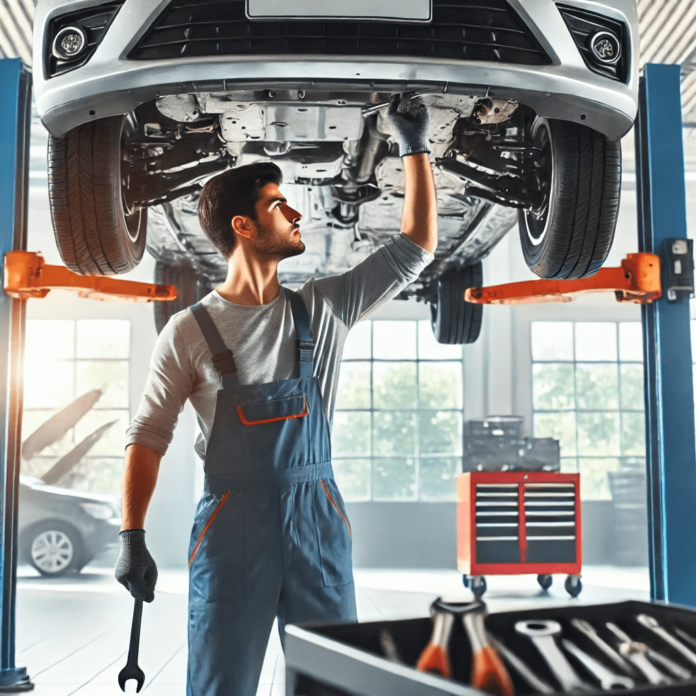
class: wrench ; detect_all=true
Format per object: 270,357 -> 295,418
490,636 -> 554,695
571,619 -> 637,677
645,646 -> 692,680
361,90 -> 437,117
118,598 -> 145,693
515,620 -> 589,693
562,639 -> 634,690
636,613 -> 696,668
606,622 -> 672,686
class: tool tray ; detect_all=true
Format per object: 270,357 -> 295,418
285,600 -> 696,695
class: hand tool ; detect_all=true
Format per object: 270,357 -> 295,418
462,609 -> 514,696
636,613 -> 696,668
490,636 -> 554,695
118,598 -> 145,693
571,619 -> 637,677
606,622 -> 671,686
675,628 -> 696,650
645,646 -> 692,680
561,638 -> 635,690
515,620 -> 589,692
416,605 -> 456,677
361,90 -> 437,117
379,629 -> 403,664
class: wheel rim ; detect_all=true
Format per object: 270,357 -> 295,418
121,114 -> 146,245
523,120 -> 554,247
31,530 -> 74,574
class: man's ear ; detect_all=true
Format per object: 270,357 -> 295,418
231,214 -> 254,241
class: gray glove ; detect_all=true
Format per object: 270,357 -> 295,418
115,529 -> 158,603
384,93 -> 431,157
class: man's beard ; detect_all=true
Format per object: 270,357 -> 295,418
253,221 -> 305,261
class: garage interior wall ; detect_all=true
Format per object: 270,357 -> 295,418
23,124 -> 696,570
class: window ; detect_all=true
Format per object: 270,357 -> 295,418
333,320 -> 463,501
531,321 -> 645,499
22,319 -> 131,494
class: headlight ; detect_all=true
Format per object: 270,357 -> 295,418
80,502 -> 115,520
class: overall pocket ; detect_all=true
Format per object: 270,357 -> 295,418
314,478 -> 354,587
188,489 -> 245,602
237,394 -> 310,468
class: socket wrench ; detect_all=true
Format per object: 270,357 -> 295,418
562,638 -> 634,690
515,620 -> 589,692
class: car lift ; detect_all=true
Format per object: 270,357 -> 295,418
0,59 -> 693,689
0,61 -> 176,691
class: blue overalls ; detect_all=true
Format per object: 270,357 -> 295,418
186,289 -> 357,695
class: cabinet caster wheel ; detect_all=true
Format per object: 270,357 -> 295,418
470,575 -> 487,597
462,574 -> 470,588
537,574 -> 553,591
565,574 -> 582,597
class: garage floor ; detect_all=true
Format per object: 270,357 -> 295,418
15,565 -> 649,695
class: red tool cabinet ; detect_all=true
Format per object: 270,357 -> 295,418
457,471 -> 582,596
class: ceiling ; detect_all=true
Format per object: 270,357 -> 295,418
1,0 -> 694,128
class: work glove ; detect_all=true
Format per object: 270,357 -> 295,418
384,92 -> 431,157
115,529 -> 158,603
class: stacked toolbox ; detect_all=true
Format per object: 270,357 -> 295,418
457,472 -> 581,585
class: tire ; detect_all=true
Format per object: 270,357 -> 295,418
537,574 -> 553,591
24,522 -> 83,577
154,262 -> 213,334
430,262 -> 483,345
48,115 -> 147,276
519,118 -> 621,280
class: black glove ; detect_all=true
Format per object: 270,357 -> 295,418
115,529 -> 158,603
384,93 -> 431,157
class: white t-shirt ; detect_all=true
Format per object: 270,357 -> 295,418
126,234 -> 433,460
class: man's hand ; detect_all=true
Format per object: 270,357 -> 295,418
115,529 -> 158,603
384,93 -> 431,158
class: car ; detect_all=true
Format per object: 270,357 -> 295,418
19,475 -> 121,577
33,0 -> 638,344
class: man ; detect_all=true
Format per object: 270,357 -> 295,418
115,94 -> 437,695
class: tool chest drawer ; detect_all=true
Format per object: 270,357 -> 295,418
457,472 -> 581,576
285,601 -> 696,695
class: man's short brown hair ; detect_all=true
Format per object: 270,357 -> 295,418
198,162 -> 283,258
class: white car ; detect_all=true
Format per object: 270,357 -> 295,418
33,0 -> 638,343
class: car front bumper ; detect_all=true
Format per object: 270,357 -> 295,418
34,0 -> 639,140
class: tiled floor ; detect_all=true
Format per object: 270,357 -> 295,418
13,564 -> 650,695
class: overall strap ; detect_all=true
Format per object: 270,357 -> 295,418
286,290 -> 314,379
190,303 -> 240,387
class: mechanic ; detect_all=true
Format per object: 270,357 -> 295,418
114,94 -> 437,695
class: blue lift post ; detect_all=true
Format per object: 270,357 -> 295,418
0,60 -> 32,691
636,63 -> 696,605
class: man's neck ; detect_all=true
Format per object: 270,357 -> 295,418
215,250 -> 281,306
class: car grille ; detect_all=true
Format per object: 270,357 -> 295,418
128,0 -> 551,66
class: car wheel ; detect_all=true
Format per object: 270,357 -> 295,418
48,115 -> 147,276
25,522 -> 83,577
154,262 -> 213,334
518,117 -> 621,280
430,263 -> 483,345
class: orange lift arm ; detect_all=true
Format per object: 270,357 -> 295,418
465,253 -> 661,306
3,252 -> 177,302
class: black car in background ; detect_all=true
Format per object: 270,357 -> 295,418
19,475 -> 121,577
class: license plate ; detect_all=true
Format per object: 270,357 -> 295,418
247,0 -> 432,22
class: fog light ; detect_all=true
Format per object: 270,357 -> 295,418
589,31 -> 621,65
52,26 -> 87,60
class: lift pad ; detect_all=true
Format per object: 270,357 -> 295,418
3,252 -> 177,302
465,253 -> 662,306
